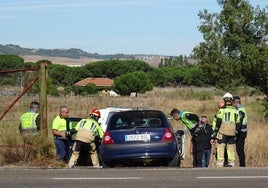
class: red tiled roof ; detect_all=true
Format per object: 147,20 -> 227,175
75,77 -> 114,87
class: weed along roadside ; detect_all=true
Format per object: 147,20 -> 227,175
0,87 -> 267,167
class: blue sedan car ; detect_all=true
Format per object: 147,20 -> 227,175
100,109 -> 180,167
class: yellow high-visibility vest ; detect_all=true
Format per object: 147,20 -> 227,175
20,111 -> 38,130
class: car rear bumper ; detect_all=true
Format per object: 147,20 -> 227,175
100,141 -> 177,162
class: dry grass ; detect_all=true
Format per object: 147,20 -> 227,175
0,130 -> 65,167
0,87 -> 267,167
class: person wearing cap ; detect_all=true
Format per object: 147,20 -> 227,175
211,92 -> 241,167
52,106 -> 73,163
68,108 -> 104,168
19,101 -> 40,136
170,108 -> 199,135
233,95 -> 248,167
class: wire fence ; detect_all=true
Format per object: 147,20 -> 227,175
0,70 -> 39,142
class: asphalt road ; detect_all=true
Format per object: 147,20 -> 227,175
0,167 -> 268,188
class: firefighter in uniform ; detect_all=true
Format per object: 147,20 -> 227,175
211,92 -> 240,167
170,108 -> 199,135
68,109 -> 104,168
211,101 -> 225,159
19,101 -> 40,136
233,95 -> 248,167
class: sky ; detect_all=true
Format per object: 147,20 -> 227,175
0,0 -> 267,56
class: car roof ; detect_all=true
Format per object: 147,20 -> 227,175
114,109 -> 161,113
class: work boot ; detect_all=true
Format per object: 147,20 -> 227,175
93,165 -> 103,169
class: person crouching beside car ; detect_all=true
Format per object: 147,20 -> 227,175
68,109 -> 104,168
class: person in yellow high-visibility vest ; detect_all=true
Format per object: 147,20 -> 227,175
170,109 -> 199,135
68,109 -> 104,168
211,92 -> 241,167
212,100 -> 232,166
52,106 -> 72,163
19,101 -> 40,136
170,109 -> 200,167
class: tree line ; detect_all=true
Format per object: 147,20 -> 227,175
0,55 -> 203,95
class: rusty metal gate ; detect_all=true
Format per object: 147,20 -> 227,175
0,63 -> 48,137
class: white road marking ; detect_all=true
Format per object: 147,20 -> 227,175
53,177 -> 143,180
197,176 -> 268,179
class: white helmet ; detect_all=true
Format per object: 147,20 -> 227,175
223,92 -> 233,100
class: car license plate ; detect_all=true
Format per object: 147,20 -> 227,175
125,134 -> 150,141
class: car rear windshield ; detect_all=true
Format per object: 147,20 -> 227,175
108,110 -> 168,130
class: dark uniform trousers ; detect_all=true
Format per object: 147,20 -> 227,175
236,132 -> 247,167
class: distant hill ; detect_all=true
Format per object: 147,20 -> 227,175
0,44 -> 166,66
0,44 -> 138,59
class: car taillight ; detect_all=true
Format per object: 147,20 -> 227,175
102,131 -> 114,145
162,128 -> 174,142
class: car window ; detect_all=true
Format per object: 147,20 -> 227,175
108,111 -> 165,130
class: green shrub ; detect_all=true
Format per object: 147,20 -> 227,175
0,77 -> 16,86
